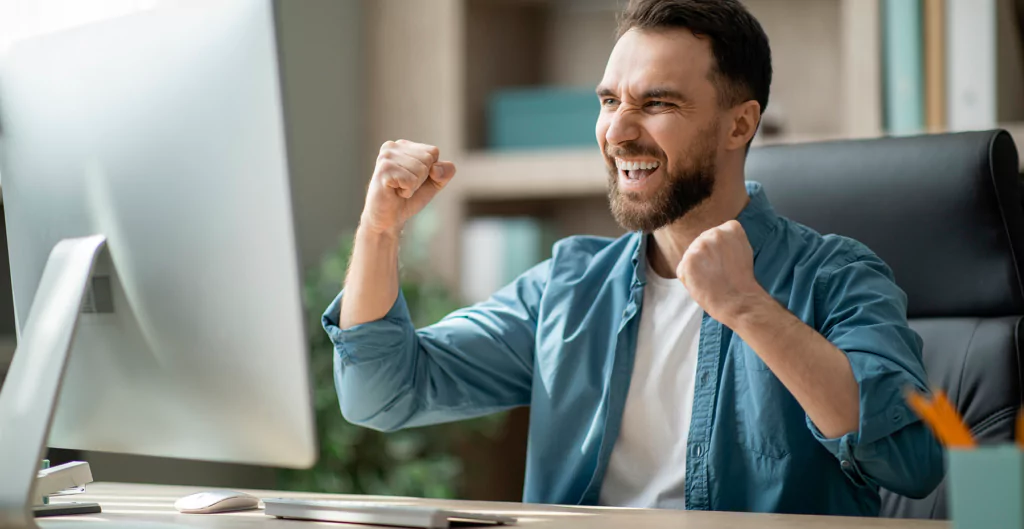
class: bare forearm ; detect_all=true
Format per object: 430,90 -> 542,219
727,296 -> 860,439
339,226 -> 401,329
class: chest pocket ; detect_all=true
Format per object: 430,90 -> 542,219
725,340 -> 808,460
736,341 -> 771,371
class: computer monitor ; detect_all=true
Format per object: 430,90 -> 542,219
0,0 -> 317,525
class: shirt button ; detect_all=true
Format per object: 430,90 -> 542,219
841,460 -> 852,470
700,372 -> 710,385
891,408 -> 903,423
694,445 -> 704,458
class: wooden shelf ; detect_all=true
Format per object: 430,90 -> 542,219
453,148 -> 607,201
452,135 -> 864,202
753,131 -> 854,147
452,123 -> 1024,203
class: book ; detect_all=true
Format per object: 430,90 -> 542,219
882,0 -> 925,135
946,0 -> 997,131
460,217 -> 553,304
488,87 -> 599,150
923,0 -> 946,131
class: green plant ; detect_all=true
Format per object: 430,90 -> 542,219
276,232 -> 506,497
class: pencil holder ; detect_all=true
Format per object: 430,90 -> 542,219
947,445 -> 1024,529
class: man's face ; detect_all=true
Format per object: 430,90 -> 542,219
596,28 -> 724,233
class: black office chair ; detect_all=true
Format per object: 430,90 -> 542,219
746,129 -> 1024,519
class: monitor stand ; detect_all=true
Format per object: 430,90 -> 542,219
0,236 -> 189,529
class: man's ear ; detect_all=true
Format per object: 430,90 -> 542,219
725,100 -> 762,151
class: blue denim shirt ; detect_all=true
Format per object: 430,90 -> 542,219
322,181 -> 944,515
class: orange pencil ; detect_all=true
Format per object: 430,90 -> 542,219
905,390 -> 954,446
905,388 -> 975,448
1016,408 -> 1024,450
930,390 -> 975,448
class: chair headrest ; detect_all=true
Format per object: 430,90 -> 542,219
747,130 -> 1024,318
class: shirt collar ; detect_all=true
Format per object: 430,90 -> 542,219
737,180 -> 779,259
630,180 -> 779,285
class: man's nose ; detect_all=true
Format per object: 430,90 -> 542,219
604,109 -> 641,147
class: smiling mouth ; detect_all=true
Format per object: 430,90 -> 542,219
615,158 -> 661,182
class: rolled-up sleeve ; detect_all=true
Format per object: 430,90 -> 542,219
810,252 -> 945,499
321,259 -> 549,432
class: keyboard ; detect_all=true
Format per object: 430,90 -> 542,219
262,498 -> 518,528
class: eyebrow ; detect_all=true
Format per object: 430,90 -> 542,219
595,86 -> 688,102
641,88 -> 686,101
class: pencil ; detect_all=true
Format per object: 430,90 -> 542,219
905,388 -> 975,448
906,390 -> 953,446
1017,408 -> 1024,450
930,390 -> 975,448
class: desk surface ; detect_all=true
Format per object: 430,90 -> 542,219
43,482 -> 948,528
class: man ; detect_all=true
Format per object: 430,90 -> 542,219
323,0 -> 943,516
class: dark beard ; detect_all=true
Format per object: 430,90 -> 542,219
606,128 -> 718,233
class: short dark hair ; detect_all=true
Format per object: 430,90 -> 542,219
616,0 -> 772,116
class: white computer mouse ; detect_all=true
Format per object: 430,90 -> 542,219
173,490 -> 261,514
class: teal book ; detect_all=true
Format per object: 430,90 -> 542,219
501,218 -> 545,285
500,217 -> 558,283
488,87 -> 598,150
882,0 -> 925,135
460,217 -> 556,304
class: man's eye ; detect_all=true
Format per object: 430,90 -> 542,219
602,98 -> 618,106
646,100 -> 669,108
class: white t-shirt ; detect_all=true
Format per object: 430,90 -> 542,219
598,260 -> 703,509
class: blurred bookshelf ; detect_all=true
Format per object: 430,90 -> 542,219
358,0 -> 1023,498
365,0 -> 1024,300
452,0 -> 627,293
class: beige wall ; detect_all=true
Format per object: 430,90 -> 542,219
542,4 -> 618,87
278,0 -> 367,271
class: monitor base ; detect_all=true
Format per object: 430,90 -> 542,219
0,235 -> 108,529
33,503 -> 101,518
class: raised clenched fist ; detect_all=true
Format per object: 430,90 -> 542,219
676,220 -> 768,326
360,139 -> 457,237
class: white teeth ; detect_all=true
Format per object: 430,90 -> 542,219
615,158 -> 660,171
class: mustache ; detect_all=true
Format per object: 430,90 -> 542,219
605,142 -> 664,160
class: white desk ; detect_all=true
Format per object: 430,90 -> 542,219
40,482 -> 948,528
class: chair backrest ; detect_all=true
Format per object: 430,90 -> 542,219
746,130 -> 1024,519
